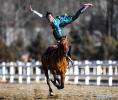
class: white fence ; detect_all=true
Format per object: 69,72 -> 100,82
0,60 -> 118,86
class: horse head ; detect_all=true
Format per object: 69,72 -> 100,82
58,36 -> 68,55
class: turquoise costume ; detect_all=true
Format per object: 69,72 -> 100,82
51,6 -> 88,40
49,5 -> 90,62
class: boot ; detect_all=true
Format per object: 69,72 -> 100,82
66,46 -> 73,65
66,55 -> 74,65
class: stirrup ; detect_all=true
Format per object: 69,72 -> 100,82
67,56 -> 74,65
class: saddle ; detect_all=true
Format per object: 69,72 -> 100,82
45,45 -> 58,55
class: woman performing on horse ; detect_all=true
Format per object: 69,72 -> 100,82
30,3 -> 93,96
30,3 -> 93,64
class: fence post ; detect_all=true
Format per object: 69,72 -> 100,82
108,60 -> 113,86
114,61 -> 118,75
115,66 -> 118,75
74,61 -> 79,84
65,66 -> 69,82
96,60 -> 101,86
18,62 -> 23,83
10,62 -> 15,83
26,62 -> 31,84
35,61 -> 41,83
85,60 -> 90,85
93,68 -> 96,75
103,67 -> 106,75
2,62 -> 6,82
65,62 -> 72,82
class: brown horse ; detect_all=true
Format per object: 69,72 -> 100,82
41,36 -> 68,96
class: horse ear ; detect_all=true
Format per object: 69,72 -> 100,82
65,35 -> 67,39
66,36 -> 68,40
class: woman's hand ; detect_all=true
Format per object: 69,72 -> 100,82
29,5 -> 33,12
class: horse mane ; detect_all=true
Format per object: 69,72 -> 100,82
57,36 -> 68,58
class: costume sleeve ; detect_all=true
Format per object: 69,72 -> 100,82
31,9 -> 43,18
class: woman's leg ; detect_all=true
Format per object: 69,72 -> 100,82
72,6 -> 89,21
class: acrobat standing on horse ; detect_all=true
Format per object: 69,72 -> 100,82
30,3 -> 93,64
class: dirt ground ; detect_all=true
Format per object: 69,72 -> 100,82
0,82 -> 118,100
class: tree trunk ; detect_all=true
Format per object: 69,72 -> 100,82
106,0 -> 114,36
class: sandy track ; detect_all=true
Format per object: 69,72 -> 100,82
0,82 -> 118,100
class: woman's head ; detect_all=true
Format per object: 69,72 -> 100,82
46,11 -> 54,22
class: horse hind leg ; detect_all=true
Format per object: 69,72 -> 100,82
44,69 -> 54,96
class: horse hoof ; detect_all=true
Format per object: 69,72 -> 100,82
57,86 -> 64,90
57,86 -> 62,90
49,92 -> 55,96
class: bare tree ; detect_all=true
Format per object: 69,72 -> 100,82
106,0 -> 114,36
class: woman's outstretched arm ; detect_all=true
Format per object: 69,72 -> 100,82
30,5 -> 43,18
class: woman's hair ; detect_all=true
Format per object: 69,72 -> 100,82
46,11 -> 53,18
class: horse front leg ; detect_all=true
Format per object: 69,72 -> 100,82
56,73 -> 65,89
60,73 -> 65,89
55,75 -> 61,85
51,74 -> 61,88
44,70 -> 54,96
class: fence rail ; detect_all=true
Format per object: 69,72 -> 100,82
0,60 -> 118,86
